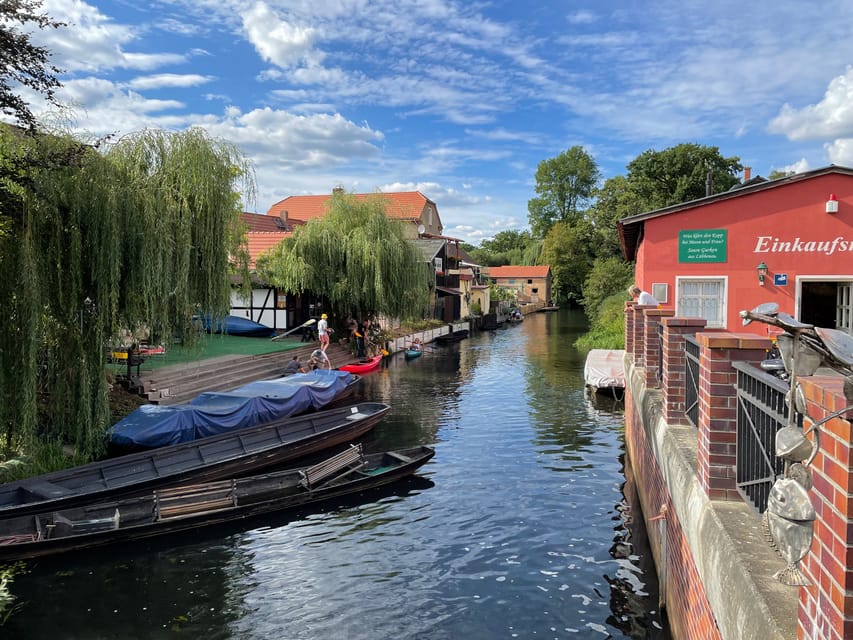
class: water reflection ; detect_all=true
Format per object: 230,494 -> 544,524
2,309 -> 668,639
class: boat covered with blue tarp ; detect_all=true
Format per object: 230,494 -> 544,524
109,370 -> 358,449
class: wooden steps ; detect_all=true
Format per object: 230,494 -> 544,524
136,342 -> 358,405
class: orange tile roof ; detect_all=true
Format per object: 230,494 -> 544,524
245,232 -> 290,267
267,191 -> 431,223
242,211 -> 286,232
488,265 -> 551,279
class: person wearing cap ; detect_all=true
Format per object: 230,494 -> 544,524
317,313 -> 332,352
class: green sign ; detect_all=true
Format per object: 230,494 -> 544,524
678,229 -> 727,263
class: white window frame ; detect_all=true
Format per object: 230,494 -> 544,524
795,274 -> 853,335
675,276 -> 728,329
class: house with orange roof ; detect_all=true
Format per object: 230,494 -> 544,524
266,189 -> 444,238
487,265 -> 552,304
232,190 -> 450,331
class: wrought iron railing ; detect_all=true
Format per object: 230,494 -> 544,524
684,336 -> 700,428
732,361 -> 800,514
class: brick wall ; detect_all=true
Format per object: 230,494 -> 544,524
660,317 -> 707,426
797,376 -> 853,640
625,391 -> 723,640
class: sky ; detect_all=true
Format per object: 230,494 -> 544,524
21,0 -> 853,244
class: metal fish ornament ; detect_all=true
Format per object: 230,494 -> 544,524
762,478 -> 815,586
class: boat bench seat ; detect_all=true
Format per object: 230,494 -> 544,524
300,444 -> 364,489
154,479 -> 237,520
385,451 -> 413,463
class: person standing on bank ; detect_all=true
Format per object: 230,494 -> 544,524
628,285 -> 658,306
317,313 -> 332,352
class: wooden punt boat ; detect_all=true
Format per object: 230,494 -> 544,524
0,444 -> 435,561
0,402 -> 391,520
110,370 -> 361,449
434,329 -> 469,344
338,354 -> 383,374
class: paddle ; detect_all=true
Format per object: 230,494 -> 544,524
271,318 -> 316,341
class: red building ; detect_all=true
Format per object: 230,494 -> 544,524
618,166 -> 853,335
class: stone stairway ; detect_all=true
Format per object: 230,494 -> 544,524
135,341 -> 358,405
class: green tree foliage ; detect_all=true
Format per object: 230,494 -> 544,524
256,191 -> 433,321
587,175 -> 645,259
767,169 -> 795,180
574,292 -> 628,351
0,126 -> 253,467
0,1 -> 65,129
527,146 -> 600,238
626,143 -> 742,209
581,256 -> 635,318
467,229 -> 537,266
540,222 -> 593,305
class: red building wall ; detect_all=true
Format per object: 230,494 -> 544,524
635,173 -> 853,334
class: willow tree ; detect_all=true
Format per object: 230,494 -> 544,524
256,191 -> 432,321
0,126 -> 253,468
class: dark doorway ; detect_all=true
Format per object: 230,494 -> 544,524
800,281 -> 837,328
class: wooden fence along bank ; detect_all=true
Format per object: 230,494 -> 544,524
624,301 -> 852,640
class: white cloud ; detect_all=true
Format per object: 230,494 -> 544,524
567,10 -> 598,25
768,68 -> 853,141
241,2 -> 319,68
825,140 -> 853,166
40,0 -> 187,73
127,74 -> 215,91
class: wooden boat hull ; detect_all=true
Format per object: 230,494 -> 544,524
338,354 -> 383,374
0,446 -> 435,560
0,402 -> 391,519
434,330 -> 469,344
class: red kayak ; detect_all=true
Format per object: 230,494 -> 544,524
338,354 -> 383,374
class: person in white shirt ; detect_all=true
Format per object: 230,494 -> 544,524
317,313 -> 332,352
628,285 -> 659,306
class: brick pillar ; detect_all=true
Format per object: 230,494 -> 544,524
660,317 -> 707,426
630,304 -> 657,366
797,376 -> 853,640
696,332 -> 771,500
642,309 -> 674,388
625,301 -> 637,358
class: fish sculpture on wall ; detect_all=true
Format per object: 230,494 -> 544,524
762,478 -> 815,586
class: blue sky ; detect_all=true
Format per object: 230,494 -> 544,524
25,0 -> 853,244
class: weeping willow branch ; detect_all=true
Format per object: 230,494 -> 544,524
0,125 -> 254,466
257,191 -> 432,321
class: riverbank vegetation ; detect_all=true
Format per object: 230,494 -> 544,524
465,143 -> 743,349
0,127 -> 253,474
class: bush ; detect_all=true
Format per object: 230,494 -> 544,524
575,292 -> 628,350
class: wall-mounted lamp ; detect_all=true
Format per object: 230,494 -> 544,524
757,261 -> 768,286
826,194 -> 839,214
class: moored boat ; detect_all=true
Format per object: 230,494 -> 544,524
434,329 -> 469,344
583,349 -> 626,396
109,370 -> 360,449
0,444 -> 435,561
0,402 -> 391,519
338,354 -> 383,374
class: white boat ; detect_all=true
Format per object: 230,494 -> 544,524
583,349 -> 626,395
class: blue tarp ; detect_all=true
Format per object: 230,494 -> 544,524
197,314 -> 277,337
109,370 -> 354,449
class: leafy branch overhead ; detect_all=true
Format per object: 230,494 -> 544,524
0,1 -> 65,129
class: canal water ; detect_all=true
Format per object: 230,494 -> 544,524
1,310 -> 670,639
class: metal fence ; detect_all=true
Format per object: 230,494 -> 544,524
684,336 -> 700,428
732,361 -> 799,514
